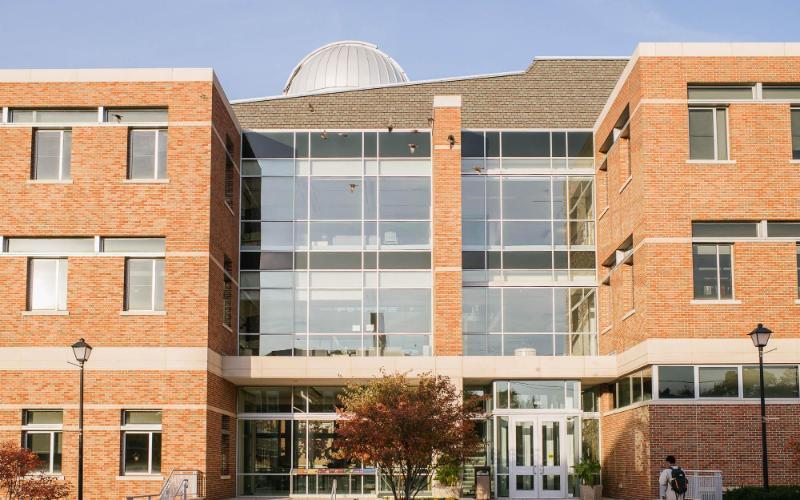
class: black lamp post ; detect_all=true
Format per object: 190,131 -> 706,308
71,338 -> 92,500
748,324 -> 771,491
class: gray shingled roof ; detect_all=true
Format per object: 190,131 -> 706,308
232,58 -> 629,130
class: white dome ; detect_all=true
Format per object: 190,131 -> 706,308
284,41 -> 409,96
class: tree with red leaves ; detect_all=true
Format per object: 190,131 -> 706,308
0,441 -> 71,500
334,372 -> 482,500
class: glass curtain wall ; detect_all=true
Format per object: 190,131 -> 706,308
240,131 -> 432,356
460,131 -> 597,356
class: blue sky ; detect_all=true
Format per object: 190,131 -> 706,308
1,0 -> 798,99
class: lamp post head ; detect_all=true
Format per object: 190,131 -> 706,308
71,338 -> 93,363
748,324 -> 772,348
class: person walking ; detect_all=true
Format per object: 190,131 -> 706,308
659,455 -> 688,500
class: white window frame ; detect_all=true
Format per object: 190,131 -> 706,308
124,258 -> 164,312
128,128 -> 167,180
688,107 -> 729,161
121,412 -> 162,476
28,258 -> 68,311
692,242 -> 735,301
33,129 -> 71,180
22,410 -> 63,475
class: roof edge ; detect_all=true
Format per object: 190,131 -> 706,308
0,68 -> 214,83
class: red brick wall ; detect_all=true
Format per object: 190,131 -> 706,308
432,103 -> 463,355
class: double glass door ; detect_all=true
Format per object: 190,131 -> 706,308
509,416 -> 567,498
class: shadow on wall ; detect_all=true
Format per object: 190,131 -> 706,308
601,403 -> 800,499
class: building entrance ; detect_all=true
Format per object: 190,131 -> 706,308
508,415 -> 568,498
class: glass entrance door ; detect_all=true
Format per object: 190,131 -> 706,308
509,416 -> 567,498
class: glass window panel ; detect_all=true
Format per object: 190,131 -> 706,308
366,334 -> 430,356
305,387 -> 345,412
306,336 -> 363,356
25,432 -> 54,471
568,178 -> 594,219
743,366 -> 800,398
378,252 -> 431,269
243,132 -> 294,158
509,381 -> 565,409
123,434 -> 150,473
767,221 -> 800,238
504,335 -> 554,356
503,251 -> 552,270
105,109 -> 167,123
364,176 -> 377,219
379,222 -> 430,248
242,177 -> 261,220
485,132 -> 500,157
502,132 -> 549,157
791,109 -> 800,160
25,410 -> 63,425
462,251 -> 486,270
258,177 -> 295,220
309,222 -> 362,249
567,132 -> 593,157
463,334 -> 502,355
245,252 -> 293,270
379,159 -> 430,176
126,259 -> 155,310
10,238 -> 94,253
617,377 -> 632,406
718,245 -> 733,299
462,177 -> 486,219
379,132 -> 430,157
238,387 -> 293,413
309,290 -> 361,333
461,131 -> 484,158
502,178 -> 551,219
34,130 -> 65,180
124,410 -> 162,425
692,222 -> 758,238
658,366 -> 695,399
259,289 -> 296,333
462,287 -> 502,333
463,221 -> 486,248
310,131 -> 362,158
13,109 -> 96,123
551,132 -> 566,157
308,252 -> 361,269
693,244 -> 722,299
379,177 -> 430,220
364,132 -> 377,157
379,289 -> 431,333
699,367 -> 739,397
569,222 -> 595,246
239,290 -> 260,333
689,109 -> 715,160
103,238 -> 165,253
502,221 -> 552,248
29,259 -> 66,311
763,86 -> 800,99
310,159 -> 362,176
687,86 -> 753,100
309,271 -> 361,288
129,130 -> 159,179
503,288 -> 553,332
153,260 -> 165,311
241,159 -> 294,176
570,251 -> 596,270
310,178 -> 361,219
61,131 -> 72,179
715,108 -> 728,160
238,419 -> 291,473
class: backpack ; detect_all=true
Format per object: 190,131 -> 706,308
669,467 -> 688,495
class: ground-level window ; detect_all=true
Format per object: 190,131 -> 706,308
121,410 -> 162,475
743,365 -> 800,398
692,243 -> 733,300
22,410 -> 63,474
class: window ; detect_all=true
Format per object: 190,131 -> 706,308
223,255 -> 233,328
792,108 -> 800,160
797,245 -> 800,299
11,109 -> 96,123
762,86 -> 800,100
692,222 -> 759,238
610,368 -> 651,408
692,243 -> 733,300
658,366 -> 695,399
221,415 -> 231,476
103,238 -> 165,253
105,109 -> 167,123
689,108 -> 728,160
698,366 -> 738,397
687,86 -> 754,100
128,129 -> 167,179
122,411 -> 162,475
22,410 -> 63,474
28,259 -> 67,311
225,136 -> 235,206
743,365 -> 800,398
33,129 -> 71,180
125,259 -> 165,311
8,238 -> 94,254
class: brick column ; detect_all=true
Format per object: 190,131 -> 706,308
431,96 -> 462,355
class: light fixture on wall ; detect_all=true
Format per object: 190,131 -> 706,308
408,144 -> 417,154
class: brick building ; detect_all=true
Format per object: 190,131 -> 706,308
0,42 -> 798,499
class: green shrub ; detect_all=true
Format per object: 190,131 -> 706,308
433,461 -> 461,487
724,486 -> 800,499
574,459 -> 601,486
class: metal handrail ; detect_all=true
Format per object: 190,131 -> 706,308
125,469 -> 203,500
331,478 -> 337,500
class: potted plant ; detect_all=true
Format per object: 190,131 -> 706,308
432,460 -> 462,500
574,459 -> 602,500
